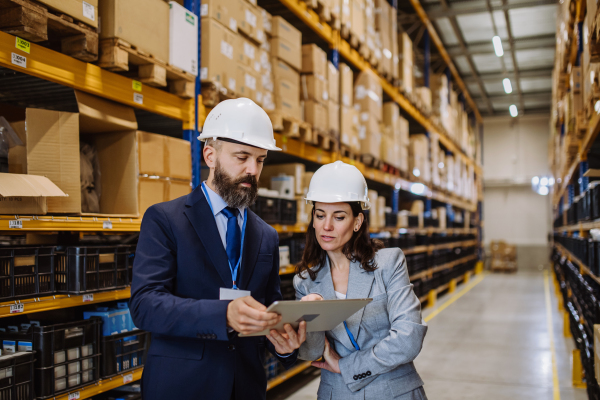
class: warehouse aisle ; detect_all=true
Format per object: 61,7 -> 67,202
269,270 -> 588,400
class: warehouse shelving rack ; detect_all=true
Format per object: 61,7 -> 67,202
0,0 -> 484,395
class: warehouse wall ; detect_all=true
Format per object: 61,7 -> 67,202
483,114 -> 551,270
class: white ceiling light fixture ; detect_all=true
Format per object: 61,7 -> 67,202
410,183 -> 426,195
503,78 -> 513,94
493,36 -> 504,57
509,104 -> 518,117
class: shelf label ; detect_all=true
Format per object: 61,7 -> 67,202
133,93 -> 143,105
11,53 -> 26,68
68,392 -> 80,400
9,220 -> 22,229
103,221 -> 113,230
10,304 -> 23,314
132,80 -> 142,92
82,1 -> 95,21
15,37 -> 30,54
82,294 -> 93,303
123,373 -> 133,384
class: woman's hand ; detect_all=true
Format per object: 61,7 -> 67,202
311,338 -> 341,374
301,293 -> 324,301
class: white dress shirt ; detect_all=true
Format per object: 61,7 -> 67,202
202,182 -> 245,249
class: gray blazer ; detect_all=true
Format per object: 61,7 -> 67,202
293,248 -> 428,399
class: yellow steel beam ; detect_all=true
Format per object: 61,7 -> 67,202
267,361 -> 312,390
0,31 -> 194,125
0,289 -> 131,318
0,215 -> 142,232
279,265 -> 296,275
54,368 -> 143,400
407,0 -> 482,124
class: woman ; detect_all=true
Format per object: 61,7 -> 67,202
293,161 -> 427,399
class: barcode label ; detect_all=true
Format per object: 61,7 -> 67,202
103,221 -> 113,230
201,4 -> 208,16
82,294 -> 93,303
68,392 -> 80,400
9,220 -> 22,229
11,53 -> 26,68
133,93 -> 143,104
82,1 -> 95,21
123,373 -> 133,384
10,304 -> 23,314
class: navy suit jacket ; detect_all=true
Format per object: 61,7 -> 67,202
130,186 -> 298,400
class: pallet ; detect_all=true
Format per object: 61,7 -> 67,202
340,145 -> 360,161
361,154 -> 382,169
268,111 -> 313,143
201,81 -> 238,108
381,162 -> 401,177
0,0 -> 98,62
98,38 -> 196,98
314,129 -> 336,151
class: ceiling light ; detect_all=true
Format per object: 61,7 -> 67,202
540,177 -> 549,186
549,177 -> 555,186
410,183 -> 426,195
538,186 -> 549,196
503,78 -> 512,94
412,168 -> 421,177
509,104 -> 518,117
493,36 -> 504,57
532,176 -> 539,185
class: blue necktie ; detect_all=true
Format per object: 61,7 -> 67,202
221,206 -> 241,284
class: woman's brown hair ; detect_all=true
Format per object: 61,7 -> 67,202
295,202 -> 384,280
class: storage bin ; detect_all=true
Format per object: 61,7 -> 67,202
100,331 -> 150,378
0,351 -> 34,400
0,247 -> 56,301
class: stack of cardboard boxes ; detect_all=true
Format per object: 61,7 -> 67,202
354,70 -> 383,161
271,17 -> 303,119
490,241 -> 517,272
328,62 -> 341,137
374,0 -> 393,78
398,32 -> 413,95
301,45 -> 329,133
381,102 -> 408,173
409,134 -> 430,183
339,63 -> 360,153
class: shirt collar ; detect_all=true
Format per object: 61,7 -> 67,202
203,182 -> 245,218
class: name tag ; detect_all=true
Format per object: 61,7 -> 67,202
220,288 -> 251,300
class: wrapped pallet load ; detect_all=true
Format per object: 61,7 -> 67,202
354,70 -> 383,163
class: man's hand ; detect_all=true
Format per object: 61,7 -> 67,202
227,296 -> 281,335
311,338 -> 341,374
301,294 -> 324,301
266,321 -> 307,355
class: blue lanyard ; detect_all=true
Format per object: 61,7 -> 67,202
201,182 -> 248,289
343,321 -> 360,351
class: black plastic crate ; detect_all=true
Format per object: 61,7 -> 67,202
385,213 -> 397,228
100,331 -> 150,379
0,318 -> 101,399
250,196 -> 280,224
280,199 -> 297,225
0,247 -> 56,301
0,351 -> 34,400
592,182 -> 600,220
55,246 -> 133,295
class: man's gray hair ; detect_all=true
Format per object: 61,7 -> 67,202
204,137 -> 222,150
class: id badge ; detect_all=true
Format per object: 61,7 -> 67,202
220,288 -> 251,300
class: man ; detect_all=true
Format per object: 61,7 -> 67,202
130,98 -> 306,400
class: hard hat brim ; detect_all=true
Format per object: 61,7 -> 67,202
198,134 -> 282,151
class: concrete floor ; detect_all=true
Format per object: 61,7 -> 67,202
268,269 -> 589,400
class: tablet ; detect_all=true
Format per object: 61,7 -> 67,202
239,298 -> 372,337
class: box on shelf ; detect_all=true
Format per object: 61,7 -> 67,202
354,70 -> 383,121
0,174 -> 68,215
262,9 -> 272,35
303,100 -> 328,132
99,0 -> 169,63
169,1 -> 198,76
273,58 -> 300,86
137,132 -> 191,180
260,164 -> 306,195
399,115 -> 409,145
200,18 -> 239,93
571,66 -> 582,94
200,0 -> 238,33
301,44 -> 327,79
327,62 -> 340,104
340,106 -> 359,150
271,16 -> 301,48
409,134 -> 430,182
340,63 -> 353,108
301,75 -> 328,104
39,0 -> 98,28
368,190 -> 379,229
139,177 -> 191,216
381,134 -> 400,169
274,77 -> 301,119
328,100 -> 340,134
383,102 -> 399,135
240,38 -> 261,74
358,115 -> 382,159
398,32 -> 413,94
351,0 -> 366,43
415,87 -> 432,114
399,145 -> 409,174
237,64 -> 260,102
236,0 -> 264,44
271,37 -> 301,71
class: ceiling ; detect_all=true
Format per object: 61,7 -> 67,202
399,0 -> 557,117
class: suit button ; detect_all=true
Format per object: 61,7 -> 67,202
353,375 -> 358,381
228,344 -> 236,351
360,373 -> 365,379
366,371 -> 371,376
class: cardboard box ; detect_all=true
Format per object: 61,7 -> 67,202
8,109 -> 81,214
200,0 -> 238,32
390,3 -> 399,81
0,174 -> 68,215
327,62 -> 340,104
274,96 -> 302,120
139,177 -> 192,216
340,106 -> 355,146
399,145 -> 408,173
383,102 -> 399,133
260,163 -> 306,194
200,18 -> 239,92
302,44 -> 327,79
328,100 -> 340,133
271,16 -> 301,49
239,37 -> 261,74
237,0 -> 265,44
272,58 -> 300,86
381,134 -> 400,168
137,131 -> 191,180
571,66 -> 582,93
340,62 -> 353,107
301,75 -> 328,104
39,0 -> 98,28
368,190 -> 379,229
169,1 -> 198,76
351,0 -> 366,43
237,64 -> 260,102
359,121 -> 382,158
354,70 -> 383,121
99,0 -> 169,63
271,37 -> 301,71
304,100 -> 328,132
274,77 -> 300,106
399,32 -> 413,94
399,116 -> 409,145
262,9 -> 272,36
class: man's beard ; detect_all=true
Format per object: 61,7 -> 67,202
213,160 -> 259,209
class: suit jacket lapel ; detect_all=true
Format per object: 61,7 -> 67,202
183,187 -> 232,287
345,260 -> 375,344
238,210 -> 263,290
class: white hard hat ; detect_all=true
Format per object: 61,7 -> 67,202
305,161 -> 370,210
198,98 -> 281,151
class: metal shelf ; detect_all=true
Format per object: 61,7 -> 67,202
554,243 -> 600,286
0,289 -> 131,318
554,218 -> 600,233
418,270 -> 467,303
403,240 -> 478,255
0,31 -> 195,128
279,265 -> 296,275
409,254 -> 478,282
274,0 -> 481,174
0,215 -> 142,232
267,360 -> 312,391
54,367 -> 143,400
